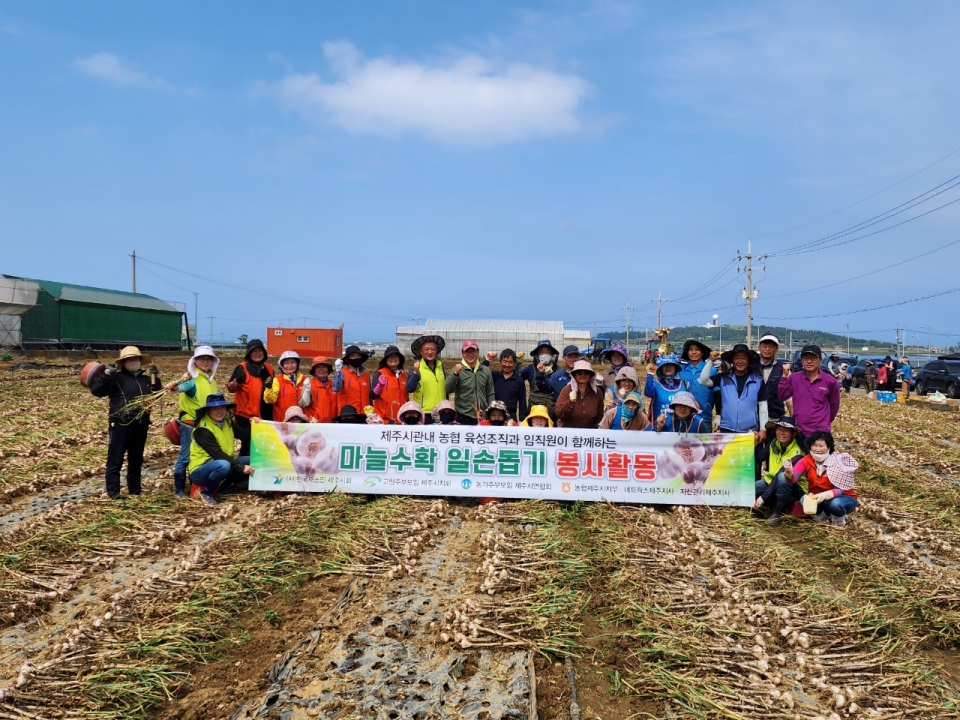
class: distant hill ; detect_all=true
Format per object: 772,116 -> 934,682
604,325 -> 895,351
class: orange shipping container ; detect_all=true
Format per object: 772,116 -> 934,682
266,327 -> 343,359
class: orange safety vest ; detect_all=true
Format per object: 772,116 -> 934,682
271,373 -> 307,422
373,368 -> 409,423
307,378 -> 337,423
234,361 -> 274,420
337,369 -> 371,414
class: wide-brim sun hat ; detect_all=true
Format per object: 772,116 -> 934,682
342,345 -> 372,362
522,405 -> 554,427
531,339 -> 559,356
310,356 -> 334,373
825,453 -> 859,491
197,393 -> 235,417
284,405 -> 309,423
244,339 -> 267,361
774,416 -> 798,431
334,405 -> 363,423
571,359 -> 596,376
680,339 -> 712,362
720,343 -> 760,366
655,353 -> 683,378
668,390 -> 700,412
188,345 -> 220,378
378,345 -> 406,370
601,343 -> 629,361
410,335 -> 445,358
116,346 -> 152,364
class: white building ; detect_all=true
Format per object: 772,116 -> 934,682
396,320 -> 592,359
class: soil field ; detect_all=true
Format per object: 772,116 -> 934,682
1,356 -> 959,719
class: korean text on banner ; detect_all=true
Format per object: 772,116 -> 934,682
250,421 -> 755,507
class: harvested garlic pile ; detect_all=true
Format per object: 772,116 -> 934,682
386,499 -> 447,579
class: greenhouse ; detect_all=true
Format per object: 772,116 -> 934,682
396,320 -> 591,359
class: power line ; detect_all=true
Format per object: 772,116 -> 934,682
755,144 -> 960,239
756,285 -> 960,321
773,176 -> 960,256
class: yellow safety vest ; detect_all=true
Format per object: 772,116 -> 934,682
179,373 -> 218,421
188,414 -> 235,473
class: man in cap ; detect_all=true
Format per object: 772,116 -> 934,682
546,345 -> 582,400
778,345 -> 840,437
445,339 -> 495,425
89,346 -> 162,499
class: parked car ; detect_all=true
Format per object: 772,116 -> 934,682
850,358 -> 888,388
914,359 -> 960,398
790,350 -> 858,374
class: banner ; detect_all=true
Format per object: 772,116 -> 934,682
249,421 -> 755,506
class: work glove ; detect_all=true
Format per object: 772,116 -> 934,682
373,375 -> 388,395
334,359 -> 343,372
104,362 -> 118,376
569,388 -> 577,402
814,490 -> 835,503
711,415 -> 721,432
227,379 -> 239,393
147,364 -> 159,376
752,496 -> 764,510
299,378 -> 312,407
265,377 -> 274,389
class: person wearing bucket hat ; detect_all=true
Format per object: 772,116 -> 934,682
302,357 -> 337,423
188,393 -> 252,505
644,354 -> 689,424
778,344 -> 840,437
753,417 -> 806,524
89,346 -> 162,499
522,405 -> 554,428
372,346 -> 408,424
479,400 -> 514,427
599,390 -> 650,431
653,391 -> 707,433
407,335 -> 446,421
698,343 -> 769,439
333,404 -> 367,424
333,345 -> 372,415
263,351 -> 308,423
445,340 -> 495,425
556,360 -> 605,428
599,343 -> 632,391
786,431 -> 858,526
167,345 -> 220,499
226,339 -> 275,455
679,339 -> 719,426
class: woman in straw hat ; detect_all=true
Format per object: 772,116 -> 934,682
89,346 -> 162,499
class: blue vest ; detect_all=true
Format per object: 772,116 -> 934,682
718,373 -> 762,432
680,361 -> 716,423
644,375 -> 688,419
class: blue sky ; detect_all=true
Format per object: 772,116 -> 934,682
2,1 -> 959,348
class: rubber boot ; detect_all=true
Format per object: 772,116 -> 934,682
174,471 -> 187,500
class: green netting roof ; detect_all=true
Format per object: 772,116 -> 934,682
7,276 -> 179,314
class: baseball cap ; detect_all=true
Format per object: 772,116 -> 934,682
800,344 -> 822,357
563,344 -> 581,357
461,339 -> 479,352
758,334 -> 780,346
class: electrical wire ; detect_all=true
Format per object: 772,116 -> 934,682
756,285 -> 960,321
755,144 -> 960,240
772,176 -> 960,256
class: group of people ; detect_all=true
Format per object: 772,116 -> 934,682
89,332 -> 858,524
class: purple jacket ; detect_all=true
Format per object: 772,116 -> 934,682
777,371 -> 841,436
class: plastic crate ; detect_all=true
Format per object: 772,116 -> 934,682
876,391 -> 896,403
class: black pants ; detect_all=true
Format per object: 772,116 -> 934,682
457,414 -> 478,426
106,421 -> 149,497
235,416 -> 252,456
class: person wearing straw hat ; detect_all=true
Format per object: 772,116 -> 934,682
407,334 -> 447,422
785,431 -> 858,526
556,360 -> 605,429
333,345 -> 373,415
167,344 -> 220,499
302,356 -> 337,423
445,339 -> 495,425
188,393 -> 253,505
372,346 -> 409,424
90,346 -> 162,499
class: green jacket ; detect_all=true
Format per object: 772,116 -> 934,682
444,360 -> 495,420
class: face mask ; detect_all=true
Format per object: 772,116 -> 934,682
811,451 -> 829,463
347,357 -> 364,368
401,415 -> 420,425
538,354 -> 552,365
489,418 -> 506,427
124,360 -> 141,373
439,412 -> 456,425
621,405 -> 637,421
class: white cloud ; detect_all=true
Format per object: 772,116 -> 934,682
74,52 -> 162,87
271,41 -> 590,144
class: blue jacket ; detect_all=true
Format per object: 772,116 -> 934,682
644,375 -> 689,420
546,367 -> 573,400
717,372 -> 765,432
680,360 -> 717,422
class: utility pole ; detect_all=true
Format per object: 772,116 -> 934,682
192,292 -> 198,346
623,303 -> 633,354
209,317 -> 214,345
738,241 -> 761,348
846,324 -> 850,356
895,326 -> 900,358
929,326 -> 932,360
131,251 -> 137,293
656,291 -> 663,330
593,321 -> 597,339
